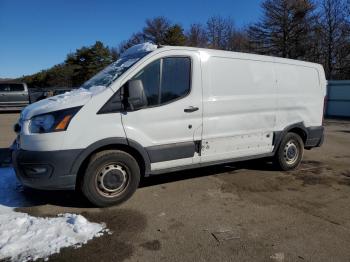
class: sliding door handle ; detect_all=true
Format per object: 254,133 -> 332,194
184,106 -> 199,113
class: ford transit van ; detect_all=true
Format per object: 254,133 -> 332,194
12,43 -> 326,207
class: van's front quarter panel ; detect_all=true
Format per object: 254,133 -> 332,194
18,87 -> 124,152
62,89 -> 126,150
13,87 -> 128,190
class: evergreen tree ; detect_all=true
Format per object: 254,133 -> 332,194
248,0 -> 317,59
143,16 -> 171,44
65,41 -> 113,86
163,24 -> 187,46
22,41 -> 113,88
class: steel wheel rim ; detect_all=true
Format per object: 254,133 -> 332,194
284,140 -> 299,165
95,163 -> 130,198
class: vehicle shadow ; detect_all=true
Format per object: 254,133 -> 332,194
338,130 -> 350,134
0,159 -> 276,210
0,167 -> 93,209
0,147 -> 11,166
140,158 -> 276,187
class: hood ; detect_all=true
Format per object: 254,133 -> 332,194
21,86 -> 106,120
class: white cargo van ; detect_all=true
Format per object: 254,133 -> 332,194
12,43 -> 326,207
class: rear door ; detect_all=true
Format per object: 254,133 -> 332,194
121,50 -> 202,171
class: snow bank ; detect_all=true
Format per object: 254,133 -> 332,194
0,168 -> 108,262
121,42 -> 157,57
0,210 -> 107,262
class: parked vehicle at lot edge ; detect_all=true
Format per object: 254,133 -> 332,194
0,82 -> 29,110
12,43 -> 326,207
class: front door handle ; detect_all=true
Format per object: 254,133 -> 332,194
184,106 -> 199,113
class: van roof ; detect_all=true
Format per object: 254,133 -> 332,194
155,45 -> 323,69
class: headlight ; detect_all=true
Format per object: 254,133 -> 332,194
30,114 -> 55,133
29,106 -> 81,134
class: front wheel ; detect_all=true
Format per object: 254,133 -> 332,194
81,150 -> 140,207
274,132 -> 304,171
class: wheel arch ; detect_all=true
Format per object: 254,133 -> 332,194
71,138 -> 151,189
288,127 -> 307,144
273,122 -> 308,153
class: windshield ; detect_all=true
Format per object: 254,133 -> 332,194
81,52 -> 151,90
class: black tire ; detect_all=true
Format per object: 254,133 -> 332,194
81,150 -> 140,207
274,132 -> 304,171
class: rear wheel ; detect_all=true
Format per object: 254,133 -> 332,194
274,132 -> 304,171
81,150 -> 140,207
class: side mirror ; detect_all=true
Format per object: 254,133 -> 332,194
123,79 -> 148,111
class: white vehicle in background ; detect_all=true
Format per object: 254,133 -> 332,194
12,43 -> 326,207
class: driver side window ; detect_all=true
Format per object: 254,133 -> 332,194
133,60 -> 160,106
132,57 -> 191,107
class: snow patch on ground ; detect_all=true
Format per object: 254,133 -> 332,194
0,168 -> 108,262
0,209 -> 106,262
121,42 -> 157,57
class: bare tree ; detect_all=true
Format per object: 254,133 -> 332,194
319,0 -> 350,79
206,16 -> 234,50
248,0 -> 317,59
118,32 -> 146,54
143,16 -> 171,45
186,23 -> 208,47
226,28 -> 250,52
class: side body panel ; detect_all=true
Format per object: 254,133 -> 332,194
274,61 -> 326,130
200,55 -> 276,163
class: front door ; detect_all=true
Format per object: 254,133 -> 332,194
121,51 -> 202,171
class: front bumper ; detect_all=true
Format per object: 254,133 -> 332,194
12,148 -> 82,190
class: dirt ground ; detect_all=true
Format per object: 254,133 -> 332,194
1,113 -> 350,262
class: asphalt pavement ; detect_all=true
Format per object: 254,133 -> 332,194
1,113 -> 350,261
